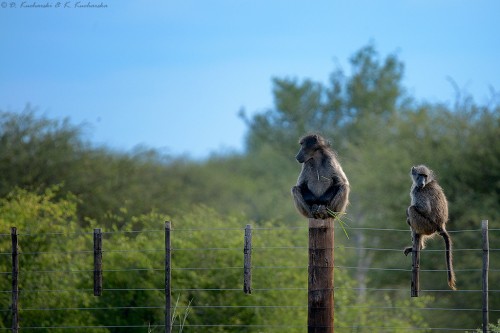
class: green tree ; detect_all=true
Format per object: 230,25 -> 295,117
1,43 -> 499,331
0,187 -> 106,332
240,44 -> 500,330
0,107 -> 84,196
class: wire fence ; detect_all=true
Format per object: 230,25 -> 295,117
0,222 -> 498,332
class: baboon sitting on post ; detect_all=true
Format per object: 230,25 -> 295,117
291,134 -> 350,220
404,164 -> 456,290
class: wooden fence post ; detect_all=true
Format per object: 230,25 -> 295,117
411,231 -> 421,297
482,220 -> 489,333
11,227 -> 19,333
243,224 -> 252,294
93,228 -> 103,296
165,221 -> 172,333
308,218 -> 334,333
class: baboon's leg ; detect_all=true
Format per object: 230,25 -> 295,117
291,186 -> 313,218
404,228 -> 418,256
327,184 -> 350,215
407,206 -> 436,235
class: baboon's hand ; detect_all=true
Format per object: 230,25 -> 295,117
311,204 -> 320,217
403,247 -> 412,256
312,204 -> 328,219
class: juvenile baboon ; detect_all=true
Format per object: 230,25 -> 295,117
404,165 -> 456,290
291,134 -> 350,220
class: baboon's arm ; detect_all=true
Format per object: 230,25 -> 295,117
298,183 -> 316,204
318,185 -> 339,205
407,204 -> 437,235
413,198 -> 432,215
327,183 -> 349,214
291,186 -> 313,218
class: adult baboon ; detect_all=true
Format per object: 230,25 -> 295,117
291,134 -> 350,220
404,165 -> 456,290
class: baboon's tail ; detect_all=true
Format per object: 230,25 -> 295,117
440,230 -> 456,290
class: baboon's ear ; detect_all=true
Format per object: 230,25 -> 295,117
411,166 -> 416,174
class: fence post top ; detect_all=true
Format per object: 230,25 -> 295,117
308,218 -> 334,228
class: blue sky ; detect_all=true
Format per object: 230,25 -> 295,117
1,1 -> 499,158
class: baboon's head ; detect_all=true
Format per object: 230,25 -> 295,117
295,134 -> 330,163
411,165 -> 434,188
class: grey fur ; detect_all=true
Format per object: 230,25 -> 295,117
291,134 -> 350,220
404,165 -> 456,290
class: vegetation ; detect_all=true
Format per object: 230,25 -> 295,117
0,44 -> 499,331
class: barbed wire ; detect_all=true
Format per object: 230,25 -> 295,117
2,286 -> 499,294
0,325 -> 482,331
1,242 -> 499,256
2,304 -> 499,313
1,224 -> 498,332
1,286 -> 500,294
2,264 -> 495,276
1,225 -> 498,237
